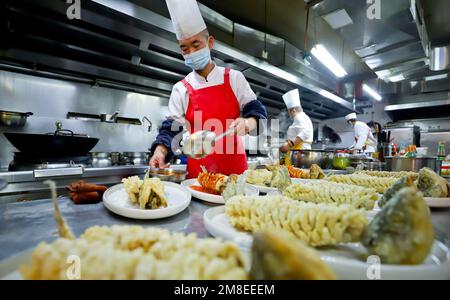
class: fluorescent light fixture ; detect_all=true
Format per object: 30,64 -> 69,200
322,9 -> 353,29
311,44 -> 348,78
363,84 -> 382,101
389,74 -> 405,82
375,70 -> 391,79
425,74 -> 448,81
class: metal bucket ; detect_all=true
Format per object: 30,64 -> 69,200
385,157 -> 442,173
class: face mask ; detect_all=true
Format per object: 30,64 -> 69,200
183,47 -> 211,71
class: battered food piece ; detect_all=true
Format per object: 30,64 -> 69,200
283,181 -> 377,210
226,195 -> 368,247
245,169 -> 272,186
286,164 -> 324,179
356,171 -> 417,178
121,176 -> 142,205
250,229 -> 336,280
378,174 -> 417,207
139,178 -> 168,209
20,226 -> 248,280
44,180 -> 75,240
415,167 -> 450,198
122,176 -> 167,209
362,187 -> 434,265
326,174 -> 398,193
268,165 -> 292,191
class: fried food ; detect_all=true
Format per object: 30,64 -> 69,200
379,174 -> 417,207
362,187 -> 434,265
197,166 -> 229,194
139,178 -> 167,209
246,169 -> 272,186
287,164 -> 325,179
122,176 -> 167,209
44,180 -> 75,240
326,174 -> 398,193
415,167 -> 450,198
267,165 -> 291,191
283,181 -> 377,210
121,176 -> 142,205
226,195 -> 368,247
250,229 -> 336,280
20,225 -> 248,280
356,171 -> 417,178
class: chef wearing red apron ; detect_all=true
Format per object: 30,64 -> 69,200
150,0 -> 267,178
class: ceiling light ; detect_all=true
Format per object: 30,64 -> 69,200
311,44 -> 348,78
322,9 -> 353,29
389,74 -> 405,82
425,74 -> 448,81
363,84 -> 382,101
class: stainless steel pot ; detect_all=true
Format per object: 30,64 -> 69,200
0,110 -> 33,127
121,152 -> 149,165
90,152 -> 112,168
385,156 -> 442,173
289,150 -> 334,169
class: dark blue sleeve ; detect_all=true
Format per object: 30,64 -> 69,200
242,100 -> 267,120
242,100 -> 268,135
150,119 -> 183,161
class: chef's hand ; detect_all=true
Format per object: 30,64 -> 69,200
230,117 -> 257,136
149,145 -> 168,168
279,142 -> 290,154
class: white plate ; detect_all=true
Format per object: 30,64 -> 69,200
247,183 -> 278,194
203,206 -> 253,248
203,206 -> 450,280
102,182 -> 191,220
291,178 -> 325,184
319,242 -> 450,280
180,179 -> 259,204
425,197 -> 450,208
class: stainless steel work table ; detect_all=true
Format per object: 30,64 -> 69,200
0,194 -> 450,261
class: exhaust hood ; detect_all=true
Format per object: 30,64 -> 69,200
0,0 -> 356,120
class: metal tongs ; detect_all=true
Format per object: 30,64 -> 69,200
181,127 -> 235,159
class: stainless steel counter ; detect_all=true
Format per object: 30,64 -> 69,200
0,194 -> 450,261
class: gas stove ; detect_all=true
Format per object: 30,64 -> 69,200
8,152 -> 91,171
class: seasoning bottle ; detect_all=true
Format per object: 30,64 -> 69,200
437,141 -> 445,160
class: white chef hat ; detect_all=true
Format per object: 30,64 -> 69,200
345,113 -> 357,121
282,89 -> 301,110
166,0 -> 207,40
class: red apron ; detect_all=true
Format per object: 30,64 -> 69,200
182,68 -> 248,178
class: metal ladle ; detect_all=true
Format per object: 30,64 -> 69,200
181,127 -> 235,159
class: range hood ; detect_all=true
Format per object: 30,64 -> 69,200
0,0 -> 356,120
385,92 -> 450,121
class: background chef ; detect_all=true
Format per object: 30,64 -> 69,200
149,0 -> 267,178
345,113 -> 377,154
279,89 -> 313,165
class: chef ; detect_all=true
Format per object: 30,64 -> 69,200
149,0 -> 267,178
345,113 -> 377,154
279,89 -> 313,165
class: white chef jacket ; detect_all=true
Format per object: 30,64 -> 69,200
287,111 -> 314,150
167,64 -> 257,118
352,121 -> 377,152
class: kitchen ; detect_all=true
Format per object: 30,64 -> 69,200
0,0 -> 450,281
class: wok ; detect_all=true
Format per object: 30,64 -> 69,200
289,150 -> 334,169
3,131 -> 99,157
